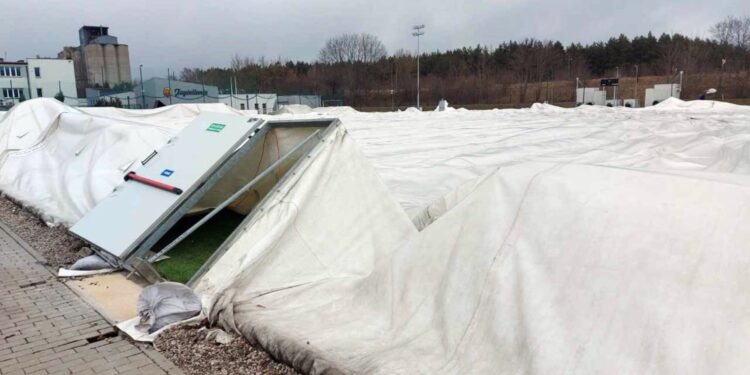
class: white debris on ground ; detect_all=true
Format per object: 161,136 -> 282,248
271,104 -> 313,115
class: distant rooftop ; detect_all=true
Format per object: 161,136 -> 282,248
0,59 -> 27,65
0,57 -> 71,65
79,25 -> 119,46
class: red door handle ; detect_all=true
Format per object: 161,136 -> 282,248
124,172 -> 183,195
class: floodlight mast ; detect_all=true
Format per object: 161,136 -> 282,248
412,24 -> 425,110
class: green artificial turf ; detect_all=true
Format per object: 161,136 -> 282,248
153,209 -> 245,284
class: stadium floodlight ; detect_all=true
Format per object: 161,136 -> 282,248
412,25 -> 425,110
139,64 -> 145,108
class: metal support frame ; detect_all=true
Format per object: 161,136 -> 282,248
187,119 -> 341,286
148,128 -> 322,262
76,118 -> 263,270
115,117 -> 338,272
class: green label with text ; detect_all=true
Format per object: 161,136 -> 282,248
207,123 -> 226,133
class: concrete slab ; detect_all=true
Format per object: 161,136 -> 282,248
66,272 -> 148,323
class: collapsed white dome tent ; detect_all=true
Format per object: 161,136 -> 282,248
191,114 -> 750,373
3,98 -> 750,373
189,100 -> 750,373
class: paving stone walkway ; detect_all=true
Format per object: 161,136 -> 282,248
0,223 -> 184,375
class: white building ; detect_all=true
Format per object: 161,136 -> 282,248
645,84 -> 681,107
0,58 -> 78,107
219,93 -> 277,113
278,94 -> 321,108
576,88 -> 606,106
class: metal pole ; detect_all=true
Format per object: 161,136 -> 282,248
235,75 -> 240,108
412,24 -> 425,110
167,68 -> 172,105
148,128 -> 322,262
614,66 -> 619,106
201,71 -> 206,103
139,64 -> 145,108
669,70 -> 674,98
229,74 -> 233,108
719,59 -> 726,100
634,65 -> 638,104
581,78 -> 586,105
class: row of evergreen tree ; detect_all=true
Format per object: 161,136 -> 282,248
179,30 -> 749,106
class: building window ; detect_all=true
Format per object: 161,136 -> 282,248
1,66 -> 22,77
2,88 -> 23,98
37,88 -> 43,97
34,67 -> 41,78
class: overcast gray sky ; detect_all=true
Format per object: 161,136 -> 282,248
2,0 -> 748,79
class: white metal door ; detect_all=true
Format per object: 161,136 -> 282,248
70,112 -> 260,259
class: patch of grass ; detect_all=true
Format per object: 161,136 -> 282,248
153,209 -> 245,284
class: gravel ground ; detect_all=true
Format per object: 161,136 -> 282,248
155,321 -> 299,375
0,195 -> 84,267
0,195 -> 301,375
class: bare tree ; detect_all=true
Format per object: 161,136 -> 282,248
319,33 -> 387,64
711,16 -> 750,48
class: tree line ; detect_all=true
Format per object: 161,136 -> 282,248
179,16 -> 750,108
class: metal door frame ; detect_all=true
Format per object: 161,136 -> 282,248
121,117 -> 339,270
187,119 -> 341,285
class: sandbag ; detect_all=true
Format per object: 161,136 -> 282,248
69,254 -> 111,270
136,282 -> 201,333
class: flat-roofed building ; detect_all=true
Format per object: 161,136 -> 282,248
58,26 -> 131,97
0,58 -> 78,107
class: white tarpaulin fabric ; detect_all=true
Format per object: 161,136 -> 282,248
3,98 -> 749,227
195,124 -> 750,374
334,98 -> 750,217
0,99 -> 243,225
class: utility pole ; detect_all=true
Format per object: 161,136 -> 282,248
719,58 -> 726,100
634,65 -> 638,104
229,74 -> 233,108
139,64 -> 145,108
412,24 -> 425,110
201,69 -> 206,103
577,77 -> 587,105
614,66 -> 619,106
